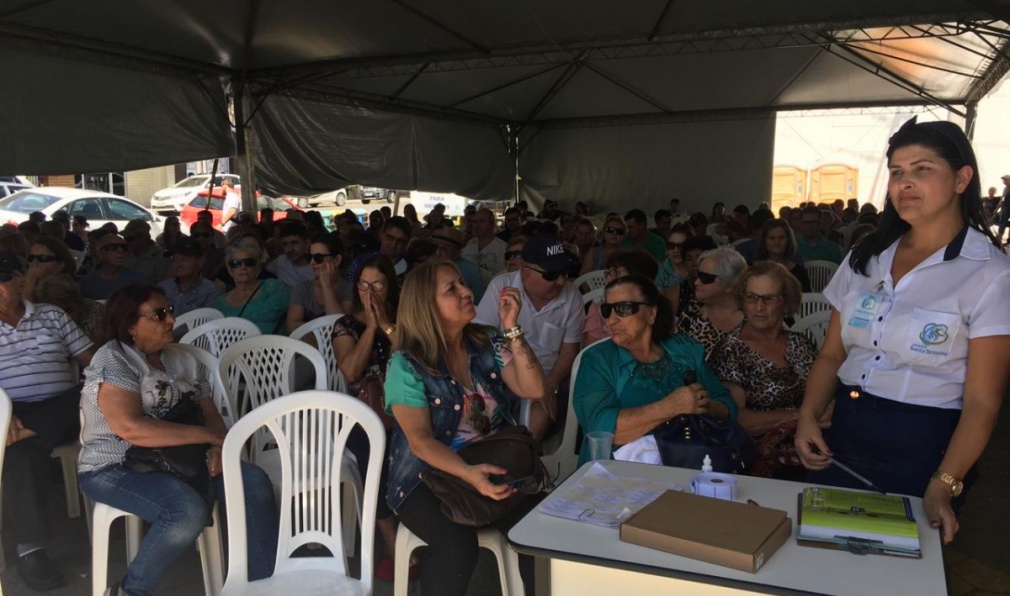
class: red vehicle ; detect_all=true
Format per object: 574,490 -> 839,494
179,187 -> 302,229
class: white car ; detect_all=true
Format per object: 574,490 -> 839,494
0,187 -> 163,235
0,176 -> 34,199
150,174 -> 240,214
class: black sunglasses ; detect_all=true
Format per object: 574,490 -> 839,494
101,243 -> 129,252
0,271 -> 18,282
228,257 -> 258,269
27,254 -> 60,263
526,266 -> 566,282
696,271 -> 719,285
309,253 -> 332,263
504,250 -> 522,260
600,301 -> 652,318
604,226 -> 626,235
140,305 -> 174,322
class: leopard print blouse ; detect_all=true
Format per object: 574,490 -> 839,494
709,327 -> 817,412
676,299 -> 736,357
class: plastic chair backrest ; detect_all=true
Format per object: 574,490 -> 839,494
791,310 -> 832,350
582,287 -> 605,306
573,270 -> 607,293
173,307 -> 224,333
799,292 -> 831,320
289,314 -> 346,393
220,391 -> 384,590
217,335 -> 327,455
172,343 -> 234,428
804,260 -> 839,293
180,317 -> 261,357
0,387 -> 12,482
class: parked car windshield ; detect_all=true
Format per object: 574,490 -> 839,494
188,195 -> 225,210
0,191 -> 63,213
173,176 -> 210,189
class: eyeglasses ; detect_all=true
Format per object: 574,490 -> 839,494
139,305 -> 174,322
743,292 -> 783,306
696,271 -> 719,285
525,266 -> 567,282
466,393 -> 491,437
666,241 -> 685,250
27,254 -> 59,263
309,253 -> 332,263
101,243 -> 129,252
600,301 -> 652,318
604,226 -> 626,235
227,257 -> 258,269
356,280 -> 387,292
504,250 -> 522,261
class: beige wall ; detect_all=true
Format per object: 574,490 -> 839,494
125,166 -> 176,207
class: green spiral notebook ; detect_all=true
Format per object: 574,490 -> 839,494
797,487 -> 921,558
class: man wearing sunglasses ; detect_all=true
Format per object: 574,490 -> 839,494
0,251 -> 95,590
77,233 -> 145,300
157,238 -> 222,320
476,234 -> 584,441
621,209 -> 668,264
266,221 -> 313,287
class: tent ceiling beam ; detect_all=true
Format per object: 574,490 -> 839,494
647,0 -> 676,41
521,52 -> 588,126
388,0 -> 489,53
0,0 -> 59,20
582,62 -> 671,113
444,63 -> 567,109
389,62 -> 430,101
847,43 -> 983,78
965,39 -> 1010,103
241,0 -> 263,72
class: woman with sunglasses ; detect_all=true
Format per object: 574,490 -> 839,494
78,234 -> 146,300
584,249 -> 659,345
330,253 -> 402,579
385,260 -> 551,596
753,219 -> 811,292
796,118 -> 1010,545
676,247 -> 747,356
579,215 -> 625,276
23,236 -> 76,301
79,285 -> 278,596
656,223 -> 693,308
211,241 -> 290,334
285,232 -> 346,334
574,274 -> 736,464
37,273 -> 105,343
503,236 -> 526,273
708,262 -> 820,478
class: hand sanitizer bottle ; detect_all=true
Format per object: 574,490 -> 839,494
701,454 -> 713,473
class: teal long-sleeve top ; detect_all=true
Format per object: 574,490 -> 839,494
573,335 -> 737,465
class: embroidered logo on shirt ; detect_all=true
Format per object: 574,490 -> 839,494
919,323 -> 949,346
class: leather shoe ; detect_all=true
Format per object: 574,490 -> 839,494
17,550 -> 65,591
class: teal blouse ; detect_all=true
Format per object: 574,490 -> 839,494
212,278 -> 291,335
573,335 -> 736,464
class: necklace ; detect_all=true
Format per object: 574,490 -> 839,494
631,351 -> 673,382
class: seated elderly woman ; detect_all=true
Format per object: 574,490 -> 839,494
212,240 -> 291,334
583,249 -> 659,345
384,260 -> 553,596
78,285 -> 277,596
23,236 -> 77,301
574,275 -> 737,464
36,273 -> 105,343
677,247 -> 747,356
708,262 -> 823,478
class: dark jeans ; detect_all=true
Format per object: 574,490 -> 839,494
809,384 -> 974,503
396,483 -> 540,596
2,386 -> 81,543
346,425 -> 392,519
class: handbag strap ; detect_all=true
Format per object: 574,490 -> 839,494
236,281 -> 263,318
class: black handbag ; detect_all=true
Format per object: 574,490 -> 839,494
123,396 -> 211,489
421,426 -> 550,527
653,414 -> 758,474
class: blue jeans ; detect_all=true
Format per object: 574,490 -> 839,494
80,462 -> 278,596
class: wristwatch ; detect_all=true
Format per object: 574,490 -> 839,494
383,324 -> 396,336
931,470 -> 964,497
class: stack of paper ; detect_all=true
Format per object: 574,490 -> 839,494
539,463 -> 682,528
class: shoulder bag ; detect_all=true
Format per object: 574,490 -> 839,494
421,426 -> 550,527
653,414 -> 758,474
357,373 -> 395,431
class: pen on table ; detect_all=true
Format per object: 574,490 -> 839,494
814,448 -> 886,494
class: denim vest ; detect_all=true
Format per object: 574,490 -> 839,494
386,331 -> 516,512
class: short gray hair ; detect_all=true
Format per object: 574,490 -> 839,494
698,247 -> 747,286
225,237 -> 263,263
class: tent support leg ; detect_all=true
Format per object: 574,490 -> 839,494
233,78 -> 258,214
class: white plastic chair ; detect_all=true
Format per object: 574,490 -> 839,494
799,292 -> 831,320
174,307 -> 224,333
289,314 -> 347,393
173,343 -> 235,427
218,391 -> 385,596
791,310 -> 832,351
217,336 -> 362,558
804,260 -> 838,293
181,317 -> 261,358
0,388 -> 12,580
573,270 -> 606,293
394,526 -> 523,596
582,287 -> 605,307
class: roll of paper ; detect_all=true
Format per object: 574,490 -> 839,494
691,472 -> 737,500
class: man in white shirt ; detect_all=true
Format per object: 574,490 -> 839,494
475,234 -> 584,441
462,208 -> 508,274
219,178 -> 241,233
266,221 -> 313,287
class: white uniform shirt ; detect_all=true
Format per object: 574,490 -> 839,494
221,191 -> 241,232
462,236 -> 508,274
824,227 -> 1010,410
474,270 -> 584,377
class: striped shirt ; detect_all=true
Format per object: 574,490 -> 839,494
0,301 -> 93,402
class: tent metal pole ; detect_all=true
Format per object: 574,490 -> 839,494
965,103 -> 978,140
232,79 -> 257,214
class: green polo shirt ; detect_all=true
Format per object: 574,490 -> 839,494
621,232 -> 667,263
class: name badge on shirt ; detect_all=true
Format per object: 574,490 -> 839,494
847,292 -> 883,329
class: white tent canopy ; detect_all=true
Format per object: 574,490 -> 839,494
2,1 -> 1009,210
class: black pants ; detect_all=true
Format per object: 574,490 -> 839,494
2,385 -> 82,543
346,425 -> 392,519
396,483 -> 541,596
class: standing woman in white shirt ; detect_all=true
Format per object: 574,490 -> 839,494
795,117 -> 1010,544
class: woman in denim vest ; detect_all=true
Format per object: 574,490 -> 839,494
384,260 -> 554,596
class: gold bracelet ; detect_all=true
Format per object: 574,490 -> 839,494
383,324 -> 396,336
503,325 -> 524,341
